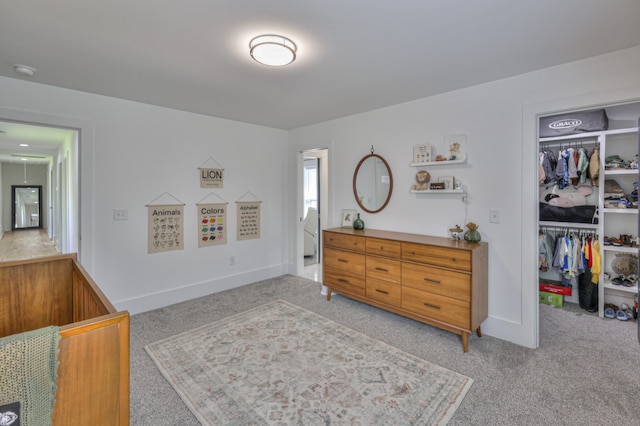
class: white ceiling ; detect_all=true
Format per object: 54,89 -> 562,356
1,0 -> 640,161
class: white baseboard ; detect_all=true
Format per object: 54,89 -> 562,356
114,264 -> 287,315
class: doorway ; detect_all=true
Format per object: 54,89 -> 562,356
0,116 -> 80,258
535,100 -> 640,346
12,185 -> 42,230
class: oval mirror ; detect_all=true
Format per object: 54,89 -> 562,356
353,151 -> 393,213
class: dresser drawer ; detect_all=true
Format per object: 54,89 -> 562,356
366,256 -> 401,284
402,262 -> 470,302
402,286 -> 470,329
324,247 -> 365,274
402,242 -> 471,272
324,232 -> 366,252
366,237 -> 401,259
366,278 -> 401,307
324,266 -> 366,296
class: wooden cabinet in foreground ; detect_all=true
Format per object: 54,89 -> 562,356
322,227 -> 488,352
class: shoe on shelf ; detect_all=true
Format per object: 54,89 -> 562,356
611,275 -> 626,285
616,309 -> 630,321
621,303 -> 635,320
604,307 -> 616,319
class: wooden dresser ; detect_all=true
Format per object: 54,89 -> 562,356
322,227 -> 488,352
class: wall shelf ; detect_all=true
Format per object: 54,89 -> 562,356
603,282 -> 638,294
410,189 -> 465,194
411,158 -> 466,167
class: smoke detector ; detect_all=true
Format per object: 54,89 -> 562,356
14,64 -> 36,76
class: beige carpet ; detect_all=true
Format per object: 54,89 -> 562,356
145,300 -> 473,425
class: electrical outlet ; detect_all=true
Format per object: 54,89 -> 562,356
114,208 -> 128,221
229,256 -> 235,266
489,209 -> 500,223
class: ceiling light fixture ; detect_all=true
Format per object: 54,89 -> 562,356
14,64 -> 36,77
249,35 -> 297,67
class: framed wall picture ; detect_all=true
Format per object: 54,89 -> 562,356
341,209 -> 356,227
438,176 -> 455,190
413,144 -> 432,164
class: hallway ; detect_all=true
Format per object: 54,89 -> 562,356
0,229 -> 59,262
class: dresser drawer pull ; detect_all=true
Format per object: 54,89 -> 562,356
338,259 -> 348,263
423,302 -> 441,310
375,289 -> 389,295
375,267 -> 388,272
338,278 -> 349,284
423,278 -> 441,284
451,258 -> 457,263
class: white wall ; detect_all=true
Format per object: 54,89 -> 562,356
288,45 -> 640,348
1,45 -> 639,348
0,78 -> 289,314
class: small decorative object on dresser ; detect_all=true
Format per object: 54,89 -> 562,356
341,209 -> 356,227
322,227 -> 488,352
464,222 -> 481,243
449,224 -> 464,240
352,213 -> 365,230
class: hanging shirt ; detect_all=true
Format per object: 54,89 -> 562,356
567,148 -> 579,182
589,147 -> 600,187
541,150 -> 557,184
590,238 -> 601,284
577,148 -> 589,184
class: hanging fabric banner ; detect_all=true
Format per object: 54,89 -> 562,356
146,192 -> 185,254
198,157 -> 224,188
197,202 -> 227,247
236,201 -> 261,240
236,191 -> 262,241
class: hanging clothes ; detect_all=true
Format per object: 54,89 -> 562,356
590,237 -> 601,284
539,143 -> 598,189
589,146 -> 600,187
577,148 -> 589,184
540,228 -> 600,290
538,231 -> 555,271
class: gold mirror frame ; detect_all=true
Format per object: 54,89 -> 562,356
352,151 -> 393,214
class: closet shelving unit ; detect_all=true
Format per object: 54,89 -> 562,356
599,128 -> 639,315
539,126 -> 639,317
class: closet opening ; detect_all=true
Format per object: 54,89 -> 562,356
537,102 -> 640,343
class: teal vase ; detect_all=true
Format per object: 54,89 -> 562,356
464,229 -> 481,242
353,213 -> 365,230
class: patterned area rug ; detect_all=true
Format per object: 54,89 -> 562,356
145,300 -> 473,425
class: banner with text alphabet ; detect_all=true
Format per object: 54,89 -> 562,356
148,204 -> 184,254
236,201 -> 261,241
197,202 -> 227,247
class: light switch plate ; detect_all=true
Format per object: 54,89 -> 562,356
114,209 -> 128,221
489,209 -> 500,223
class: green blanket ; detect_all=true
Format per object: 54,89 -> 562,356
0,326 -> 60,426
